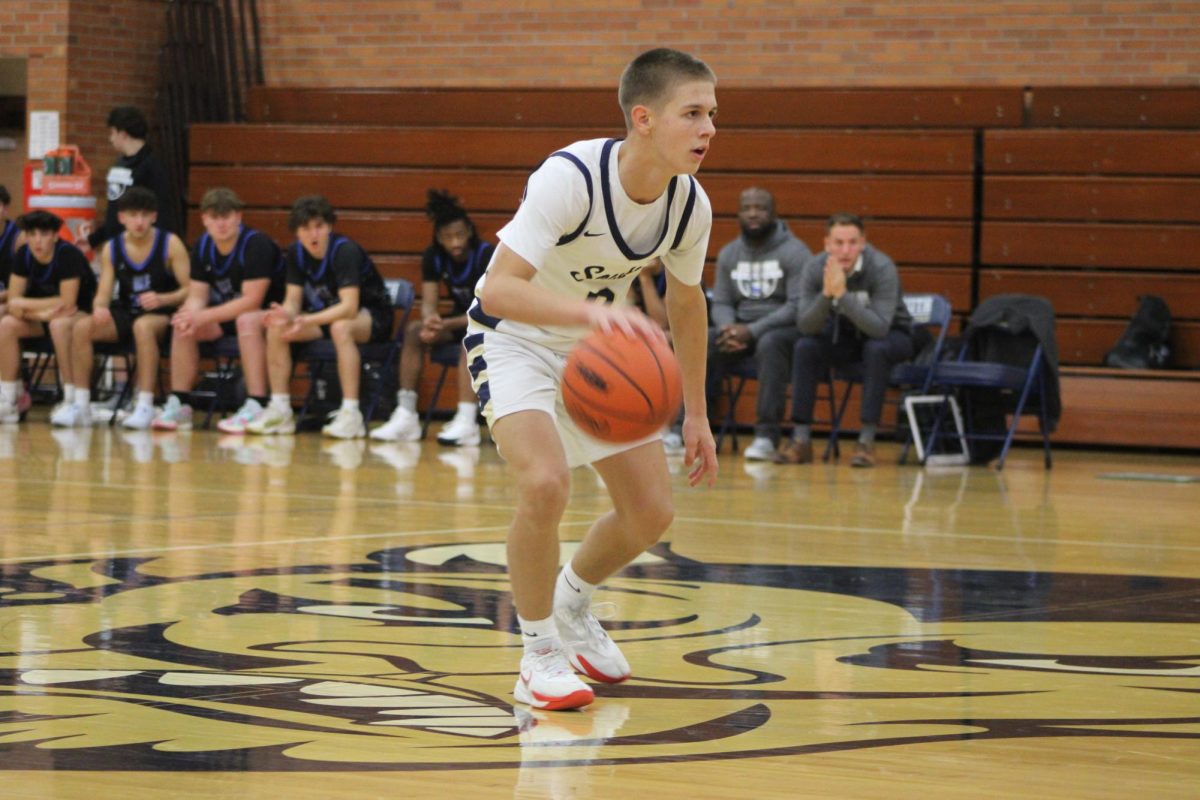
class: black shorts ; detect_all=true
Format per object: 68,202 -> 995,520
319,307 -> 393,344
220,319 -> 238,338
110,307 -> 174,347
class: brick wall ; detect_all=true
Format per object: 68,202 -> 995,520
255,0 -> 1200,88
66,0 -> 166,200
0,0 -> 166,203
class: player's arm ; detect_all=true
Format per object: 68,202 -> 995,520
300,285 -> 359,327
665,269 -> 718,487
481,244 -> 661,339
199,278 -> 268,326
6,274 -> 32,318
142,234 -> 191,310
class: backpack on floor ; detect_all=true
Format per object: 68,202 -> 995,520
1104,296 -> 1171,369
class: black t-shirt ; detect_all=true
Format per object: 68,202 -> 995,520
110,228 -> 180,314
13,240 -> 98,312
88,144 -> 181,249
190,226 -> 284,308
286,234 -> 391,315
420,240 -> 493,314
0,219 -> 19,290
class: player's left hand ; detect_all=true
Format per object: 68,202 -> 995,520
681,414 -> 718,488
138,291 -> 163,311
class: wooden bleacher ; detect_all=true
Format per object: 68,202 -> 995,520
188,85 -> 1200,450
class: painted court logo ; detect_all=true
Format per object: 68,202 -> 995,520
0,544 -> 1196,771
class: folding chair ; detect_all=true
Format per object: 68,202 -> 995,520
921,296 -> 1054,470
19,336 -> 60,405
422,339 -> 466,439
192,335 -> 243,429
825,293 -> 954,462
92,341 -> 138,427
714,357 -> 757,453
294,278 -> 415,430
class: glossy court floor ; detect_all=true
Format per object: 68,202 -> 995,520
0,421 -> 1197,799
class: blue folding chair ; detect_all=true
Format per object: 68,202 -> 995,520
921,296 -> 1054,470
825,293 -> 954,462
294,279 -> 415,429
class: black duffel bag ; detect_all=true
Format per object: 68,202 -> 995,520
1104,295 -> 1171,369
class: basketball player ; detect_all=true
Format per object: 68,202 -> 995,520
465,48 -> 719,710
0,211 -> 96,423
56,187 -> 190,428
245,195 -> 393,439
370,189 -> 494,446
0,184 -> 23,320
152,188 -> 284,432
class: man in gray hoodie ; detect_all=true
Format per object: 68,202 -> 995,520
774,213 -> 913,468
708,187 -> 811,461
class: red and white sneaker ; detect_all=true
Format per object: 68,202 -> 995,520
555,598 -> 632,684
513,644 -> 594,711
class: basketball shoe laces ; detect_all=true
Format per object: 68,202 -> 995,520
559,601 -> 618,652
526,642 -> 577,679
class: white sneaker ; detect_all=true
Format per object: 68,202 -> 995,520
152,397 -> 193,431
122,403 -> 155,430
370,405 -> 421,442
554,594 -> 631,684
513,644 -> 595,711
245,404 -> 295,435
437,412 -> 481,446
743,436 -> 777,461
322,406 -> 366,439
51,403 -> 92,428
0,399 -> 19,424
217,398 -> 264,434
662,430 -> 684,455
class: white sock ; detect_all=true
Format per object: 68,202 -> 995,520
0,381 -> 18,404
341,398 -> 360,411
557,562 -> 597,608
517,614 -> 559,652
63,384 -> 76,404
270,393 -> 291,411
137,391 -> 153,410
75,387 -> 91,409
397,389 -> 418,413
455,401 -> 476,420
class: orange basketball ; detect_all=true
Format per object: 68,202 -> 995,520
562,328 -> 683,443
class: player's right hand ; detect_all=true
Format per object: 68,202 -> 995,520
584,302 -> 666,343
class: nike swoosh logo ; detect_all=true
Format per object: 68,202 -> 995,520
583,231 -> 606,237
522,631 -> 539,637
564,575 -> 581,593
520,670 -> 532,686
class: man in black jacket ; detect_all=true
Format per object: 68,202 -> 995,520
82,107 -> 181,251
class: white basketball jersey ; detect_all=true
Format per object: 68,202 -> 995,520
468,138 -> 712,353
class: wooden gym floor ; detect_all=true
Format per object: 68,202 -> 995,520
0,420 -> 1197,799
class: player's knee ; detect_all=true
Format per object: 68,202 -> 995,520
630,498 -> 674,545
405,318 -> 423,338
328,319 -> 355,345
236,313 -> 260,335
0,315 -> 19,335
517,466 -> 571,517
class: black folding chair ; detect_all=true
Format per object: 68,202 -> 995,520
293,279 -> 415,429
421,339 -> 466,439
192,335 -> 244,429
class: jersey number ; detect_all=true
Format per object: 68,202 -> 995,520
586,288 -> 616,305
